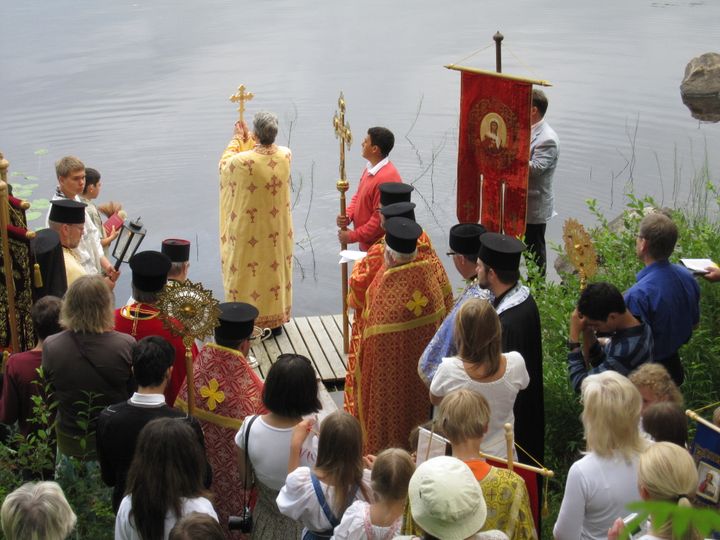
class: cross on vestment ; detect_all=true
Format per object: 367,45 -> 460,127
229,84 -> 254,124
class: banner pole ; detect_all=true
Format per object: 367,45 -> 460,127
494,31 -> 504,73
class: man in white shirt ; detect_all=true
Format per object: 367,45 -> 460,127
48,156 -> 119,280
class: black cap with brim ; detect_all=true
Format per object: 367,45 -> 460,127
449,223 -> 487,256
385,217 -> 422,254
380,202 -> 416,221
478,232 -> 525,271
215,302 -> 259,341
161,238 -> 191,263
379,182 -> 413,206
49,199 -> 86,224
129,251 -> 171,292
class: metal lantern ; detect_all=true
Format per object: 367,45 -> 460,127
112,217 -> 146,271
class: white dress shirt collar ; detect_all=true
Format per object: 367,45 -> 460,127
129,392 -> 166,407
366,157 -> 389,176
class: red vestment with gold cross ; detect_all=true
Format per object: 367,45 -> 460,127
343,232 -> 452,417
176,343 -> 266,536
355,257 -> 447,454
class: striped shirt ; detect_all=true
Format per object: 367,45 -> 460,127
568,322 -> 654,392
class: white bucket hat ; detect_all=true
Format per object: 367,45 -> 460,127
408,456 -> 487,540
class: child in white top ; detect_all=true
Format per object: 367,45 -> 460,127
429,299 -> 529,458
277,411 -> 373,539
333,448 -> 415,540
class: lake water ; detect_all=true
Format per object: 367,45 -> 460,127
2,0 -> 720,314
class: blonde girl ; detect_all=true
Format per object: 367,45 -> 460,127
333,448 -> 415,539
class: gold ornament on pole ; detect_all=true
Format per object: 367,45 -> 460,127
333,92 -> 352,354
156,279 -> 220,416
229,84 -> 254,124
0,152 -> 20,355
562,218 -> 597,290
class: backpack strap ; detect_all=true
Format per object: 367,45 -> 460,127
310,472 -> 340,528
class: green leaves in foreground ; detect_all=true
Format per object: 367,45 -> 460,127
620,500 -> 720,539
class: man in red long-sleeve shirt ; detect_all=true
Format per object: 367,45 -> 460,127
337,127 -> 403,251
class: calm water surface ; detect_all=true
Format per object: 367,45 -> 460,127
2,0 -> 719,314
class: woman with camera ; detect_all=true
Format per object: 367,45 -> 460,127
235,354 -> 322,538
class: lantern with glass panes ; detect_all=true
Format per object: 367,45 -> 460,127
112,217 -> 146,271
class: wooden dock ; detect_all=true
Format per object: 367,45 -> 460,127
249,314 -> 349,386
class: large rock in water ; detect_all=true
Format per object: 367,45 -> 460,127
681,53 -> 720,122
681,52 -> 720,97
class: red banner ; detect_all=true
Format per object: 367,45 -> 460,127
456,70 -> 531,236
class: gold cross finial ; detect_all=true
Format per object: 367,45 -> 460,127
333,92 -> 352,181
229,84 -> 254,123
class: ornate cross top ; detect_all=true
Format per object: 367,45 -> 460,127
333,92 -> 352,181
229,84 -> 254,123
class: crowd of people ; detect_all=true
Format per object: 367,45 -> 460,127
0,95 -> 718,540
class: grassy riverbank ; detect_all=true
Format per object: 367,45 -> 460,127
537,192 -> 720,538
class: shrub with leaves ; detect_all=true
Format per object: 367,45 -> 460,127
536,193 -> 720,538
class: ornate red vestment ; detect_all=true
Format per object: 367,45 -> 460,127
176,343 -> 266,536
355,258 -> 447,454
114,303 -> 198,406
343,232 -> 452,416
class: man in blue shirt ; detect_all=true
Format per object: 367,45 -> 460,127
568,282 -> 654,392
624,212 -> 700,385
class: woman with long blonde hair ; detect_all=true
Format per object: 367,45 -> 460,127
429,298 -> 529,458
554,371 -> 647,540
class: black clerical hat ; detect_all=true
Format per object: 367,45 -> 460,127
478,232 -> 525,271
379,182 -> 413,206
215,302 -> 259,341
380,202 -> 416,221
49,199 -> 86,224
449,223 -> 487,257
129,250 -> 171,292
161,238 -> 191,263
385,217 -> 422,254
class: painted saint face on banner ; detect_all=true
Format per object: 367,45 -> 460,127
480,114 -> 507,150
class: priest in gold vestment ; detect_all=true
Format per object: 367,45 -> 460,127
219,111 -> 293,330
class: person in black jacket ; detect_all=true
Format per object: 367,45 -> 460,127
96,336 -> 210,513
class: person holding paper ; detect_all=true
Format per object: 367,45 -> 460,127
336,127 -> 403,251
625,212 -> 700,385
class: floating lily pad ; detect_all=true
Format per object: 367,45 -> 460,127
25,211 -> 42,222
31,198 -> 50,209
10,171 -> 23,177
34,149 -> 48,156
25,175 -> 38,181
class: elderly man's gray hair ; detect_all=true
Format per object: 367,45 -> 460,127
253,111 -> 279,146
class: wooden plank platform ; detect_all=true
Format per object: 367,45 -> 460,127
249,314 -> 349,384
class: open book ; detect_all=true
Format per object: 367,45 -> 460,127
680,258 -> 716,275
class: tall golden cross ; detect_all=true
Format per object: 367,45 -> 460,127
332,92 -> 352,354
333,92 -> 352,182
229,84 -> 254,124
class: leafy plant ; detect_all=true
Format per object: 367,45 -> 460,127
535,193 -> 720,539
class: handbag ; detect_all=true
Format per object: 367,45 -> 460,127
238,414 -> 259,533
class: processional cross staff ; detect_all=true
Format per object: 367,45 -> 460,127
333,92 -> 352,354
229,84 -> 254,124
